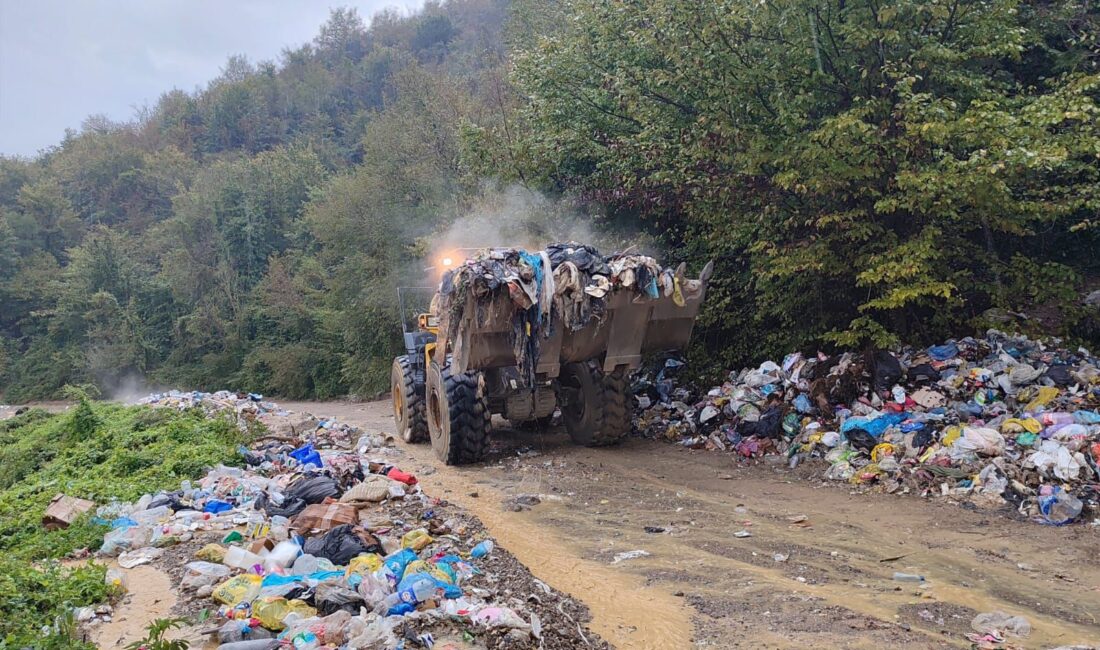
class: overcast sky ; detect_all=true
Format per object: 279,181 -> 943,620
0,0 -> 423,157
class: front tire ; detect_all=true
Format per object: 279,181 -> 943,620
392,356 -> 428,443
426,359 -> 490,465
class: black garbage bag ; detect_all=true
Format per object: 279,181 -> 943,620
314,581 -> 365,616
1045,364 -> 1074,386
148,492 -> 186,511
286,475 -> 342,503
846,427 -> 877,452
302,524 -> 383,566
871,351 -> 903,392
738,406 -> 782,439
282,585 -> 315,605
256,493 -> 309,518
907,363 -> 941,384
911,427 -> 935,450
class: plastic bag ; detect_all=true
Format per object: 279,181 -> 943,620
971,611 -> 1031,638
315,581 -> 365,616
400,529 -> 432,551
1038,488 -> 1083,525
383,548 -> 418,576
1027,440 -> 1083,480
181,561 -> 231,590
345,553 -> 383,577
953,427 -> 1005,457
303,524 -> 383,566
196,543 -> 227,562
212,574 -> 263,606
252,597 -> 316,630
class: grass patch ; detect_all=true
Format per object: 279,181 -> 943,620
0,400 -> 247,647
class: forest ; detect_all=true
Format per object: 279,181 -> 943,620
1,0 -> 1098,401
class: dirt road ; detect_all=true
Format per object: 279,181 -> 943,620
276,400 -> 1100,649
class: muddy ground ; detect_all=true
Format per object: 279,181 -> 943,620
275,399 -> 1100,650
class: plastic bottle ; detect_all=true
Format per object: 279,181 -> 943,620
293,631 -> 320,649
224,546 -> 265,571
892,572 -> 925,582
470,540 -> 494,558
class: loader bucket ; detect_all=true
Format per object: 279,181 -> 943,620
445,261 -> 712,377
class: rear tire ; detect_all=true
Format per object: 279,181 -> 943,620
426,359 -> 490,465
392,356 -> 428,443
560,362 -> 631,446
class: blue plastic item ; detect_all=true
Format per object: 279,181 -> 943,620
383,548 -> 418,577
793,393 -> 813,414
928,343 -> 959,361
840,412 -> 906,437
470,540 -> 494,558
288,443 -> 323,468
109,516 -> 138,529
1073,410 -> 1100,424
203,499 -> 233,514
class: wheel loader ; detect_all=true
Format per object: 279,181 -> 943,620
391,249 -> 712,465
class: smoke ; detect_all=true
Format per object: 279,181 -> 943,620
104,372 -> 160,405
428,184 -> 653,281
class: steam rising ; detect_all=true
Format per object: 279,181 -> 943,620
430,184 -> 651,279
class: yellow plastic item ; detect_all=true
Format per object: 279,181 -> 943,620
345,553 -> 383,577
401,529 -> 433,551
1001,418 -> 1042,434
849,463 -> 881,484
1025,386 -> 1059,412
212,574 -> 262,607
942,426 -> 962,446
870,443 -> 895,463
196,543 -> 226,563
403,559 -> 455,585
253,597 -> 317,631
671,276 -> 685,307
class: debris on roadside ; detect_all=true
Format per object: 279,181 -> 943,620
633,330 -> 1100,524
81,396 -> 604,649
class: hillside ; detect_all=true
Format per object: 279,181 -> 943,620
2,0 -> 1099,402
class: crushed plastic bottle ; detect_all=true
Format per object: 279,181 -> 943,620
892,572 -> 924,582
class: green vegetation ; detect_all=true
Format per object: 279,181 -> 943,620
508,0 -> 1100,374
1,0 -> 1098,400
0,401 -> 246,647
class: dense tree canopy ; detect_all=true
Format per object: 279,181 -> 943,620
510,0 -> 1100,372
1,0 -> 1097,400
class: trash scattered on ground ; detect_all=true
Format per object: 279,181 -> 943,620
968,611 -> 1032,644
633,331 -> 1100,524
610,550 -> 650,564
78,394 -> 603,649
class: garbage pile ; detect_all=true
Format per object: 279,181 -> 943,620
88,398 -> 563,649
633,331 -> 1100,525
438,242 -> 702,384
